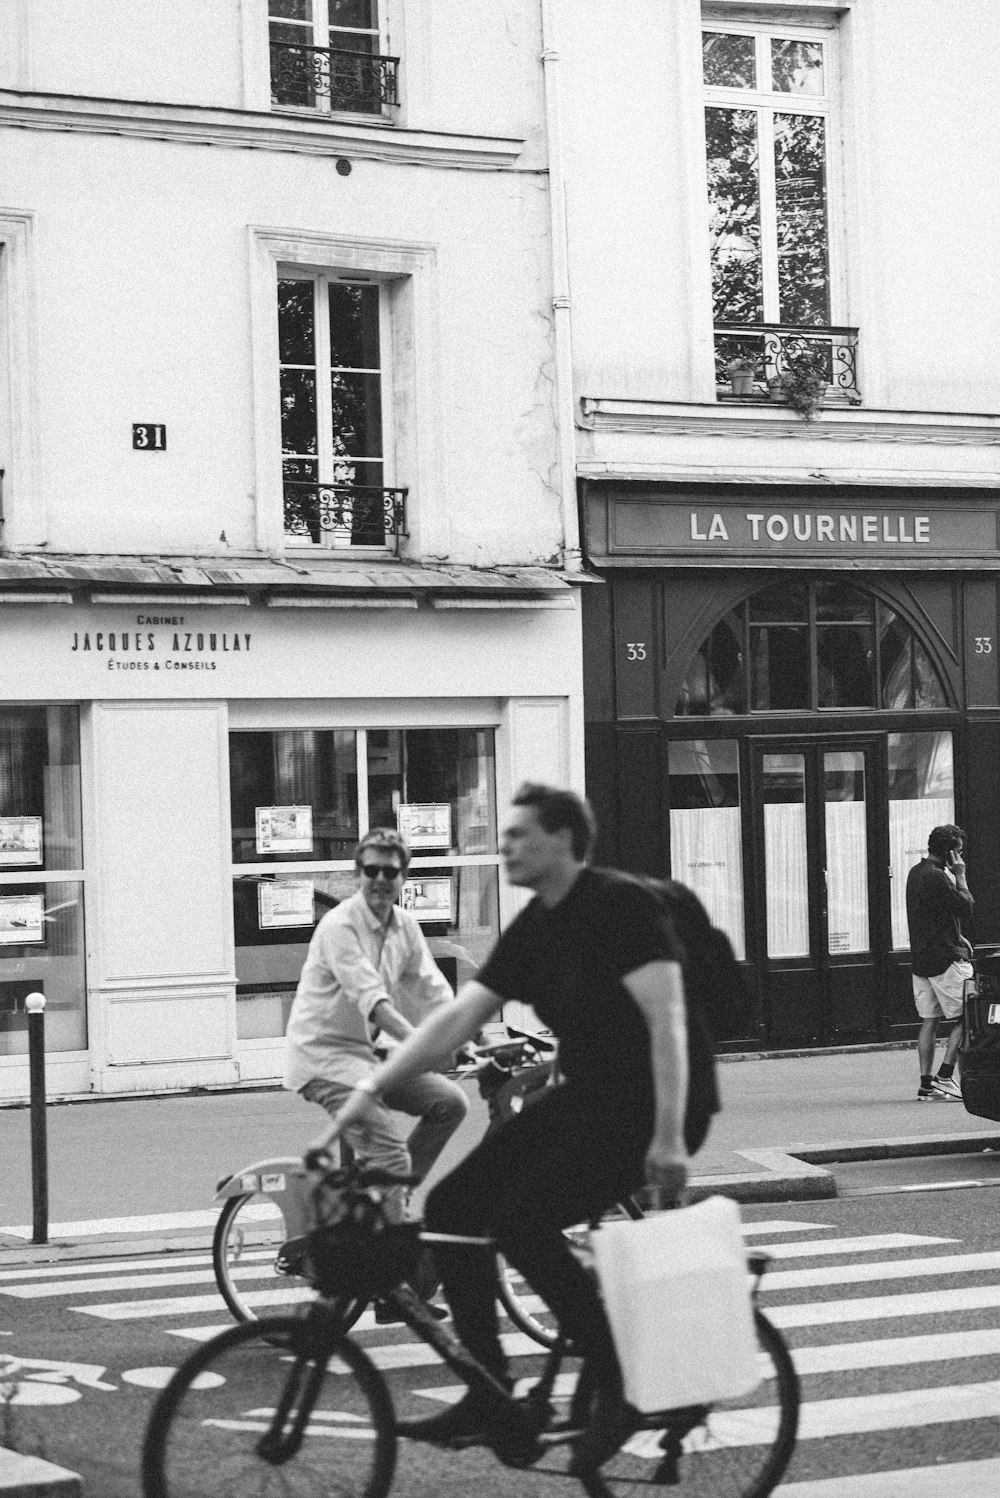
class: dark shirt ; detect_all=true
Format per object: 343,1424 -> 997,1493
905,857 -> 974,978
477,866 -> 719,1144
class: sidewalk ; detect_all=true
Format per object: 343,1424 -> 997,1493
1,1043 -> 998,1263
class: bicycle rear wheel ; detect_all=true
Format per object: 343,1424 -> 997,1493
213,1191 -> 365,1331
597,1309 -> 799,1498
142,1313 -> 396,1498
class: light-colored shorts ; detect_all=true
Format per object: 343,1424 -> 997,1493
912,959 -> 974,1020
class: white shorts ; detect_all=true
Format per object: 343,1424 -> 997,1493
912,960 -> 974,1021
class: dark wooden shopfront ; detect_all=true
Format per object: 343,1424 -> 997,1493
581,482 -> 1000,1050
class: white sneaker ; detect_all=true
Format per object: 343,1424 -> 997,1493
931,1075 -> 962,1100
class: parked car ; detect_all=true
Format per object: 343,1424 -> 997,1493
960,947 -> 1000,1122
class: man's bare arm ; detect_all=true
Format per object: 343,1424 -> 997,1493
309,981 -> 502,1156
623,958 -> 689,1201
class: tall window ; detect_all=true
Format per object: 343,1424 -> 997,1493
703,21 -> 833,328
278,274 -> 393,548
269,1 -> 397,114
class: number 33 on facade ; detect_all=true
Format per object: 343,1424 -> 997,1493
690,512 -> 931,544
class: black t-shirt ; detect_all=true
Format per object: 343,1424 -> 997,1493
905,856 -> 974,978
477,867 -> 719,1145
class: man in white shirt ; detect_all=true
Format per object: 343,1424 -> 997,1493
284,827 -> 468,1231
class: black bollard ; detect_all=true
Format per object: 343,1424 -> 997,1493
25,991 -> 48,1245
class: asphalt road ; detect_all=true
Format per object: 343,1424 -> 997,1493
3,1186 -> 1000,1495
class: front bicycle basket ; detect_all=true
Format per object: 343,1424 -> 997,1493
306,1195 -> 422,1299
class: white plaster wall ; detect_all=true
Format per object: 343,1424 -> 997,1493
558,0 -> 1000,417
0,127 -> 559,564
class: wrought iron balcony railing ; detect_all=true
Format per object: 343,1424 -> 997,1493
283,482 -> 408,547
270,42 -> 400,113
714,323 -> 861,406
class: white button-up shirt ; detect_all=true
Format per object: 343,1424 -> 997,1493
283,888 -> 455,1091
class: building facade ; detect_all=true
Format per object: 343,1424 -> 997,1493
0,0 -> 582,1100
555,0 -> 1000,1047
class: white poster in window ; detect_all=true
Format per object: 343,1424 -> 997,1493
258,880 -> 316,930
397,803 -> 452,851
0,894 -> 45,945
401,876 -> 454,924
0,816 -> 43,867
255,805 -> 313,855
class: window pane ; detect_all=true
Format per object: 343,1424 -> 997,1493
749,583 -> 807,623
817,623 -> 874,708
330,372 -> 382,460
879,607 -> 948,709
278,280 -> 315,365
815,583 -> 871,623
774,112 -> 829,324
762,754 -> 809,957
280,368 -> 317,455
270,24 -> 317,107
675,611 -> 745,716
750,626 -> 809,709
328,284 -> 380,370
771,38 -> 824,95
0,707 -> 81,870
702,31 -> 756,89
668,740 -> 745,958
229,731 -> 359,863
887,732 -> 955,949
0,882 -> 86,1055
824,751 -> 869,954
705,107 -> 763,324
367,729 -> 497,856
270,0 -> 311,20
329,0 -> 377,30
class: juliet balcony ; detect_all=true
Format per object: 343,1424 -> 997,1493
714,323 -> 862,408
270,42 -> 400,115
283,482 -> 408,550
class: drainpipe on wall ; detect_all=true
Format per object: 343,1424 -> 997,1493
540,0 -> 582,573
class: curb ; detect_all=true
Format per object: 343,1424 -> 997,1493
0,1448 -> 80,1498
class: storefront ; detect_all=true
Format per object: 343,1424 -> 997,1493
582,481 -> 1000,1050
0,563 -> 583,1101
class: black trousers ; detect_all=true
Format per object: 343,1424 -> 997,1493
424,1083 -> 652,1392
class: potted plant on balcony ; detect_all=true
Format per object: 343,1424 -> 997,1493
726,356 -> 757,397
769,349 -> 828,420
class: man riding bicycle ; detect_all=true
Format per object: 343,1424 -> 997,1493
313,784 -> 719,1476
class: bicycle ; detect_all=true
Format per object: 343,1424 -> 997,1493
144,1160 -> 800,1498
211,1029 -> 559,1331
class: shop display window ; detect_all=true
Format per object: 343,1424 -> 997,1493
888,731 -> 955,950
0,708 -> 86,1056
668,739 -> 745,959
230,726 -> 499,1040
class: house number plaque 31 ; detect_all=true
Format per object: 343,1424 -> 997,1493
132,423 -> 166,450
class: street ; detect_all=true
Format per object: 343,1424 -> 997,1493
3,1187 -> 1000,1494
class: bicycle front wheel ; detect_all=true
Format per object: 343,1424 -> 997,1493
213,1191 -> 365,1331
598,1309 -> 799,1498
142,1313 -> 396,1498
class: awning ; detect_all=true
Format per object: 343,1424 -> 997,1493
0,554 -> 587,607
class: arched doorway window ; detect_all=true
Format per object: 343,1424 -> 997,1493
675,580 -> 949,717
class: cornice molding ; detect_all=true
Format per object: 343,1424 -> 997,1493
578,398 -> 1000,448
0,89 -> 525,170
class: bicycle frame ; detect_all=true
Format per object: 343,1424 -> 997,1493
214,1155 -> 326,1242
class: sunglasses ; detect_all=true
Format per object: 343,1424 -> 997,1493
361,863 -> 403,881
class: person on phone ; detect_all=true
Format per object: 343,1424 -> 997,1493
309,784 -> 720,1474
906,824 -> 974,1101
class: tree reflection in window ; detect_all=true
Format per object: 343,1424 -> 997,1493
675,584 -> 948,715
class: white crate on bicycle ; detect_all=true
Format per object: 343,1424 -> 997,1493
592,1194 -> 760,1413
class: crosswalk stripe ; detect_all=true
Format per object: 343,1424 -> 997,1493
775,1379 -> 1000,1444
740,1220 -> 835,1236
1,1262 -> 306,1299
0,1253 -> 217,1282
776,1457 -> 1000,1496
754,1233 -> 956,1259
0,1211 -> 224,1237
73,1288 -> 315,1319
764,1249 -> 1000,1291
791,1328 -> 1000,1374
768,1283 -> 1000,1328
